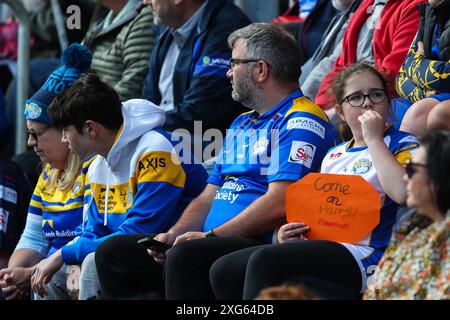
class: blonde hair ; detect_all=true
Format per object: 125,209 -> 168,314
43,150 -> 83,192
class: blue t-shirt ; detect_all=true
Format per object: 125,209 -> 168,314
204,89 -> 338,242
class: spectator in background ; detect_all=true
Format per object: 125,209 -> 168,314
314,0 -> 426,116
275,0 -> 337,67
209,63 -> 419,300
295,0 -> 338,66
298,0 -> 318,20
141,0 -> 250,150
28,0 -> 95,59
31,73 -> 208,300
83,0 -> 155,101
0,0 -> 94,59
3,0 -> 154,157
396,0 -> 450,137
364,130 -> 449,300
93,23 -> 337,300
0,156 -> 31,269
0,44 -> 93,300
300,0 -> 361,101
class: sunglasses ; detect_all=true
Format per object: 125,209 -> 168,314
405,161 -> 427,178
26,126 -> 50,143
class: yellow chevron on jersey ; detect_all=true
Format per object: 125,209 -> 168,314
136,151 -> 186,188
42,219 -> 54,229
285,96 -> 328,122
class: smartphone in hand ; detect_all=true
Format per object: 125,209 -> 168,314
137,237 -> 171,253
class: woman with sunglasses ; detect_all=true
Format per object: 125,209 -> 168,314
364,130 -> 449,299
0,44 -> 92,300
209,63 -> 420,299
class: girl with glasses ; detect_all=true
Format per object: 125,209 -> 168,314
365,130 -> 450,299
209,63 -> 420,300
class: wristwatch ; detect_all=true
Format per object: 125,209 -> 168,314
205,229 -> 217,238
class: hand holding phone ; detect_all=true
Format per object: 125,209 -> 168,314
137,237 -> 171,253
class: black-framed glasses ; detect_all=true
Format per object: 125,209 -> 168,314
26,126 -> 50,142
229,58 -> 271,69
343,89 -> 387,107
405,161 -> 427,178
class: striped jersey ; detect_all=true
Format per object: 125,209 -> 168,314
16,157 -> 94,257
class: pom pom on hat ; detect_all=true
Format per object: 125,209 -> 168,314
61,43 -> 92,73
24,43 -> 92,125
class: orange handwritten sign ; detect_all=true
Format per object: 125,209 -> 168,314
286,173 -> 381,244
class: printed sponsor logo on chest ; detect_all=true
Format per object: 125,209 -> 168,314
329,152 -> 342,160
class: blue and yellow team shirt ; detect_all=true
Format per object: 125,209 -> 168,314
320,125 -> 419,271
204,89 -> 338,242
28,157 -> 94,256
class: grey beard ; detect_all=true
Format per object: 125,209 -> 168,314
232,87 -> 264,111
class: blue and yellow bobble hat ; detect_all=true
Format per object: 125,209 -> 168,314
24,43 -> 92,125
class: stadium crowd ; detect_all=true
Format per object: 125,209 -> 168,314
0,0 -> 448,301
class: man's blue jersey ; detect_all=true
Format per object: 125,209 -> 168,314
204,89 -> 338,242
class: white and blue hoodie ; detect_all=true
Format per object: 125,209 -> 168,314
61,99 -> 208,264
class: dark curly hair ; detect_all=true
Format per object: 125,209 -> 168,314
48,73 -> 123,133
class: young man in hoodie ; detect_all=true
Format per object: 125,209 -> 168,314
30,73 -> 208,299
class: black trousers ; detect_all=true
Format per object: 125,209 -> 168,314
210,240 -> 363,300
95,233 -> 164,299
164,236 -> 264,300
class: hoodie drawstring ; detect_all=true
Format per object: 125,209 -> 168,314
104,169 -> 111,226
82,164 -> 99,232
